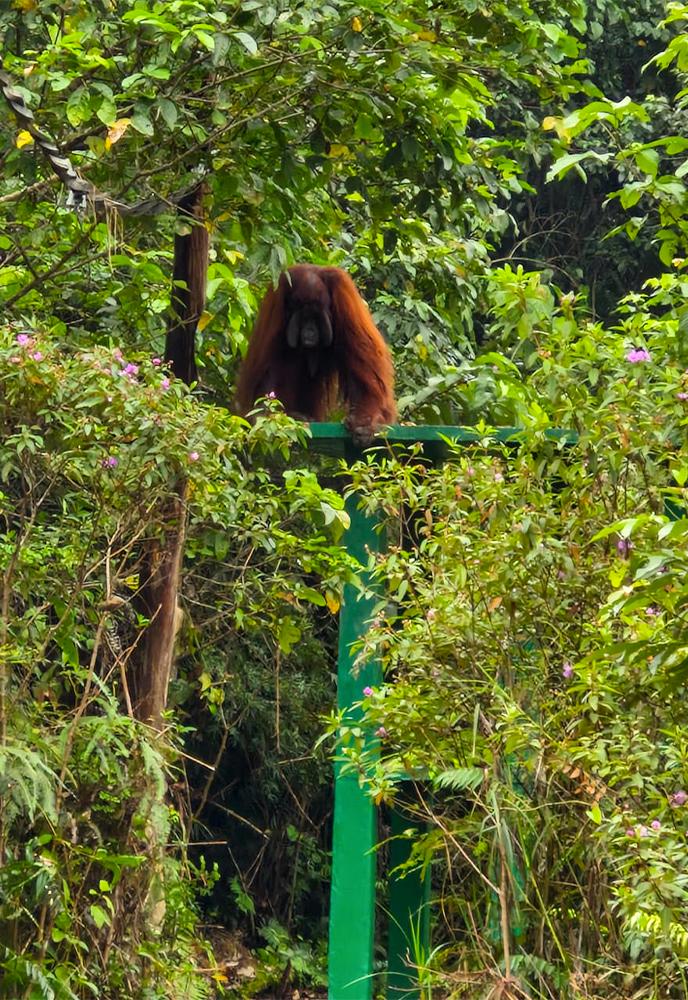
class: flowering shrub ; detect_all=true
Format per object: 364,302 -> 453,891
330,267 -> 688,997
0,325 -> 351,997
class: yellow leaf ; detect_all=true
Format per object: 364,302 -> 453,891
542,115 -> 572,142
105,118 -> 131,151
13,0 -> 36,10
325,590 -> 340,614
417,30 -> 436,41
328,144 -> 350,158
487,596 -> 503,612
352,16 -> 362,31
196,310 -> 212,333
16,130 -> 34,149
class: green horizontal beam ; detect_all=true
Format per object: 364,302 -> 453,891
305,423 -> 576,460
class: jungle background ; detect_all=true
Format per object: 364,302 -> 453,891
3,0 -> 688,997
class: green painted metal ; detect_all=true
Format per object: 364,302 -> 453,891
387,799 -> 432,1000
313,424 -> 576,999
306,422 -> 577,460
328,492 -> 383,1000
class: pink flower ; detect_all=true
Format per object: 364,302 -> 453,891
112,348 -> 123,361
671,790 -> 688,807
151,357 -> 162,366
494,471 -> 504,482
466,466 -> 476,477
426,608 -> 436,622
677,392 -> 688,401
626,827 -> 636,837
102,456 -> 118,469
651,820 -> 661,831
31,351 -> 43,361
123,363 -> 139,377
616,538 -> 633,557
638,825 -> 650,837
626,348 -> 651,363
188,451 -> 200,463
16,333 -> 31,347
562,661 -> 574,680
161,377 -> 171,390
645,606 -> 660,617
9,356 -> 21,364
375,727 -> 388,738
363,686 -> 374,697
266,391 -> 277,400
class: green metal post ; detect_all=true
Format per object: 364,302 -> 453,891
308,424 -> 575,999
387,796 -> 431,999
328,492 -> 383,1000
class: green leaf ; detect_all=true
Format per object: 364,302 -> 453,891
194,29 -> 216,51
235,31 -> 258,54
213,32 -> 231,66
587,803 -> 602,825
96,98 -> 117,127
433,767 -> 484,791
546,151 -> 611,183
66,87 -> 91,127
90,904 -> 110,929
158,98 -> 178,130
130,112 -> 154,136
297,586 -> 326,607
634,148 -> 659,178
278,616 -> 301,655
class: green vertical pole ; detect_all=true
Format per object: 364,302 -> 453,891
328,492 -> 383,1000
387,797 -> 431,1000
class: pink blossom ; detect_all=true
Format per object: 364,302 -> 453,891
9,356 -> 21,364
266,391 -> 277,400
112,348 -> 123,361
466,466 -> 476,477
102,456 -> 118,469
677,392 -> 688,401
16,333 -> 31,347
30,351 -> 43,362
123,363 -> 139,377
645,607 -> 660,617
626,348 -> 651,363
616,538 -> 633,557
626,827 -> 636,837
426,608 -> 436,622
161,377 -> 171,390
651,820 -> 661,831
562,661 -> 574,680
494,471 -> 504,482
671,790 -> 688,807
151,357 -> 162,366
638,825 -> 650,837
188,451 -> 200,463
375,727 -> 388,738
363,686 -> 374,697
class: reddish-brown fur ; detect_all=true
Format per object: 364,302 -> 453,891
236,265 -> 396,444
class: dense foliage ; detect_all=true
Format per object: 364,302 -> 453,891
5,0 -> 688,997
0,332 -> 350,997
341,269 -> 688,997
